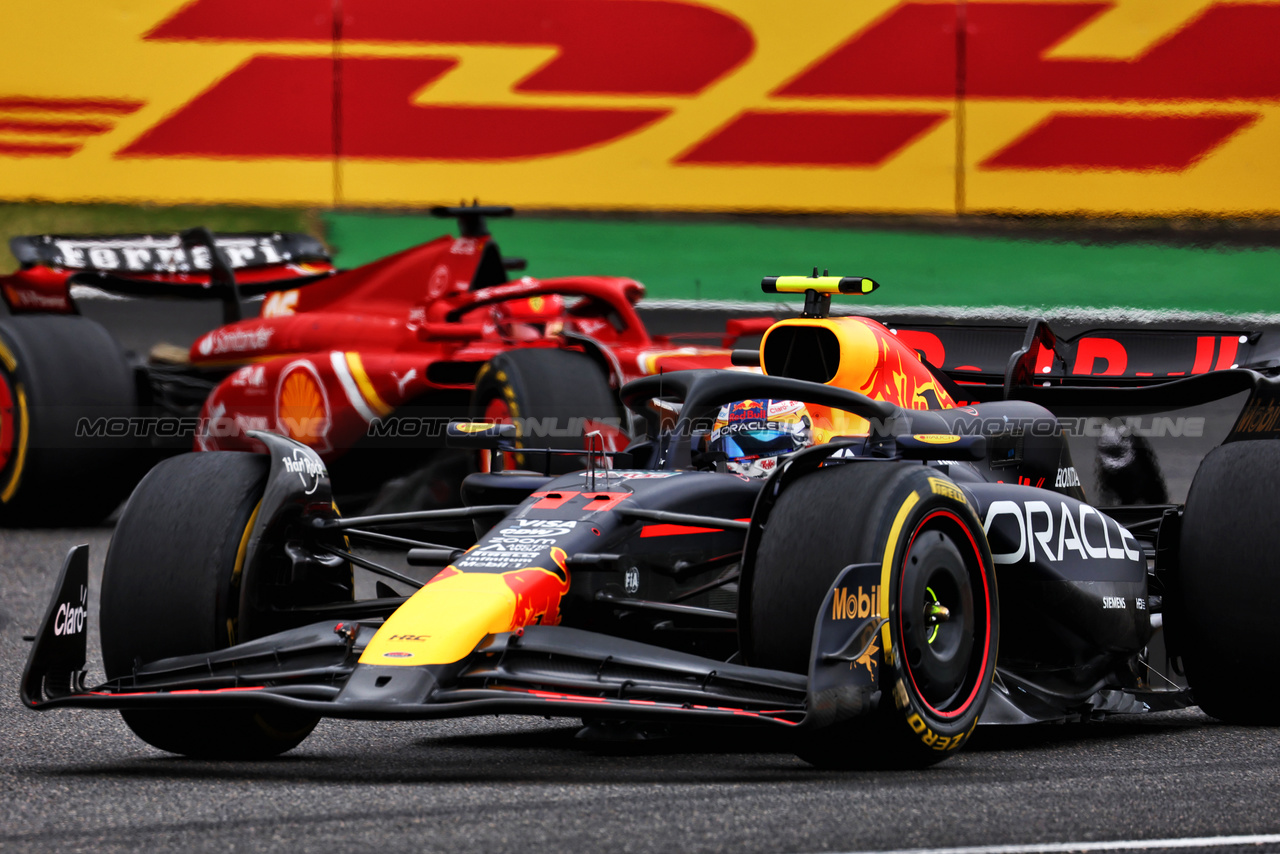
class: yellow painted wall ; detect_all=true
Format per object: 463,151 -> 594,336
1,0 -> 1275,216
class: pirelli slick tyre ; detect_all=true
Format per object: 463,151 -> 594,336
101,452 -> 320,759
749,461 -> 998,769
471,348 -> 622,473
1175,441 -> 1280,724
0,315 -> 143,525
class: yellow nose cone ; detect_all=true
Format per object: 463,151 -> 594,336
360,573 -> 517,666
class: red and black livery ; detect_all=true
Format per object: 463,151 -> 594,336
0,206 -> 765,523
22,275 -> 1280,767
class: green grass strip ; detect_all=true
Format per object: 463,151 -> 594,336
325,211 -> 1280,314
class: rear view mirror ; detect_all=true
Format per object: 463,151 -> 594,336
446,421 -> 517,449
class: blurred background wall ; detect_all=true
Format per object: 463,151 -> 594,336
3,0 -> 1277,217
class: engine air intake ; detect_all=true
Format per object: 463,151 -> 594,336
762,325 -> 840,384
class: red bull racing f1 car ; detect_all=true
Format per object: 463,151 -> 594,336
21,274 -> 1280,767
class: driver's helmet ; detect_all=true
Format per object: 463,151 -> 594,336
708,399 -> 813,479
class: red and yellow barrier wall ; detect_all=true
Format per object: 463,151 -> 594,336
2,0 -> 1277,216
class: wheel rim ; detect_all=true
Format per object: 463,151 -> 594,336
897,509 -> 992,719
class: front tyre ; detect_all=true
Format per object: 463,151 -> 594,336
748,462 -> 998,769
1174,440 -> 1280,724
101,452 -> 319,758
471,348 -> 623,473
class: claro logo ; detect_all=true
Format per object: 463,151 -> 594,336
54,585 -> 88,637
981,500 -> 1140,565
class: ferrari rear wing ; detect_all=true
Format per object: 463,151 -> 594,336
3,227 -> 334,321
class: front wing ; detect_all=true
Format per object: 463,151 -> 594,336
23,547 -> 856,730
30,620 -> 809,727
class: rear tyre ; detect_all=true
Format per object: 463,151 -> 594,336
101,452 -> 319,758
748,462 -> 998,769
471,349 -> 623,473
1175,441 -> 1280,724
0,315 -> 143,525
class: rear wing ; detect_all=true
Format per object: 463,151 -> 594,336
3,228 -> 334,321
1003,368 -> 1278,507
889,320 -> 1260,402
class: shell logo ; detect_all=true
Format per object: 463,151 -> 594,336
276,362 -> 331,450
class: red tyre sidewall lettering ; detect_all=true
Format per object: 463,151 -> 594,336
0,368 -> 15,473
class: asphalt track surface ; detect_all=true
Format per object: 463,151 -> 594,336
4,303 -> 1280,854
6,529 -> 1280,854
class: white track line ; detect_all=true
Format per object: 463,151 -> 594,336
803,833 -> 1280,854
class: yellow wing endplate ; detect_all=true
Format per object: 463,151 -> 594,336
762,275 -> 879,295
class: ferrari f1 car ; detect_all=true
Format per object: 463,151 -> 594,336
21,274 -> 1280,767
0,205 -> 768,524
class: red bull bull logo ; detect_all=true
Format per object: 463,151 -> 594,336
502,547 -> 571,629
729,400 -> 767,421
858,321 -> 954,412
